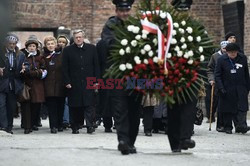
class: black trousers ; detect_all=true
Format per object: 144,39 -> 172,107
46,97 -> 65,129
112,95 -> 141,146
21,102 -> 41,129
0,91 -> 17,130
103,117 -> 113,129
143,106 -> 154,133
223,110 -> 247,130
69,105 -> 94,130
167,100 -> 196,150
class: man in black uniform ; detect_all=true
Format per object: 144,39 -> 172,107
99,0 -> 142,155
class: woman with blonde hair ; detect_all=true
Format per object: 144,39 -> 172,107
43,36 -> 65,134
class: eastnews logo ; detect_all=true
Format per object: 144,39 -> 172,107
86,77 -> 163,90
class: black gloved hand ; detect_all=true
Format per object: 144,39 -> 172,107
220,89 -> 227,96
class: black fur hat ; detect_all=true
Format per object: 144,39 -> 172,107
225,43 -> 240,52
112,0 -> 135,9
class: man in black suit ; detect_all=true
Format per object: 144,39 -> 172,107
62,29 -> 100,134
99,0 -> 142,155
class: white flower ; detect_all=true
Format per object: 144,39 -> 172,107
131,40 -> 137,47
179,28 -> 185,34
171,38 -> 177,44
143,59 -> 149,64
119,64 -> 126,71
140,49 -> 146,55
177,51 -> 183,57
196,36 -> 201,42
121,39 -> 128,46
144,44 -> 151,52
135,59 -> 141,64
148,50 -> 154,57
199,46 -> 204,53
155,10 -> 160,15
142,33 -> 147,39
160,12 -> 167,19
184,53 -> 189,59
172,30 -> 177,36
204,30 -> 208,34
119,49 -> 125,56
142,29 -> 149,35
125,47 -> 131,53
181,20 -> 186,26
200,55 -> 205,62
173,22 -> 179,28
133,26 -> 140,34
186,27 -> 193,34
188,50 -> 194,57
134,56 -> 140,62
127,25 -> 134,32
166,53 -> 172,58
153,57 -> 159,63
153,38 -> 158,45
174,46 -> 180,52
181,43 -> 187,49
126,63 -> 133,69
187,59 -> 194,65
188,36 -> 193,42
135,35 -> 141,40
180,37 -> 185,43
146,11 -> 151,15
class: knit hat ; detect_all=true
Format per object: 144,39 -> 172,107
57,35 -> 69,46
220,41 -> 229,49
225,43 -> 240,52
25,35 -> 39,48
5,33 -> 19,43
225,31 -> 236,41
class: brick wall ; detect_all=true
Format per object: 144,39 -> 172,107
11,0 -> 224,45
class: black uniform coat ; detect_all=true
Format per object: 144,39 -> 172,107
0,47 -> 25,94
215,53 -> 250,113
62,43 -> 100,107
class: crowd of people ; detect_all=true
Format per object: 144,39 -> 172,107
0,0 -> 249,155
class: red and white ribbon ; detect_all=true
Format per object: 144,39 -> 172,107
140,13 -> 173,69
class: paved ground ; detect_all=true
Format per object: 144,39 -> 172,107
0,118 -> 250,166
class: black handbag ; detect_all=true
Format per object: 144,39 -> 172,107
194,98 -> 203,126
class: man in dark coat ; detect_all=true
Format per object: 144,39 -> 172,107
62,29 -> 100,134
215,43 -> 250,134
207,41 -> 228,131
0,33 -> 25,134
99,0 -> 142,155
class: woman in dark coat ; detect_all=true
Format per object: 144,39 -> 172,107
20,35 -> 46,134
43,36 -> 65,134
215,43 -> 250,134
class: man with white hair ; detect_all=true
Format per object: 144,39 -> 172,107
62,29 -> 100,134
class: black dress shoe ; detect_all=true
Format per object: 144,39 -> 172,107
5,129 -> 13,134
152,129 -> 159,133
235,126 -> 248,134
87,127 -> 95,134
145,131 -> 152,136
180,139 -> 195,150
58,127 -> 63,132
32,126 -> 39,131
129,145 -> 137,154
24,129 -> 31,134
72,129 -> 79,134
51,128 -> 57,134
172,149 -> 181,153
225,130 -> 232,134
105,128 -> 112,133
216,127 -> 225,132
118,141 -> 130,155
